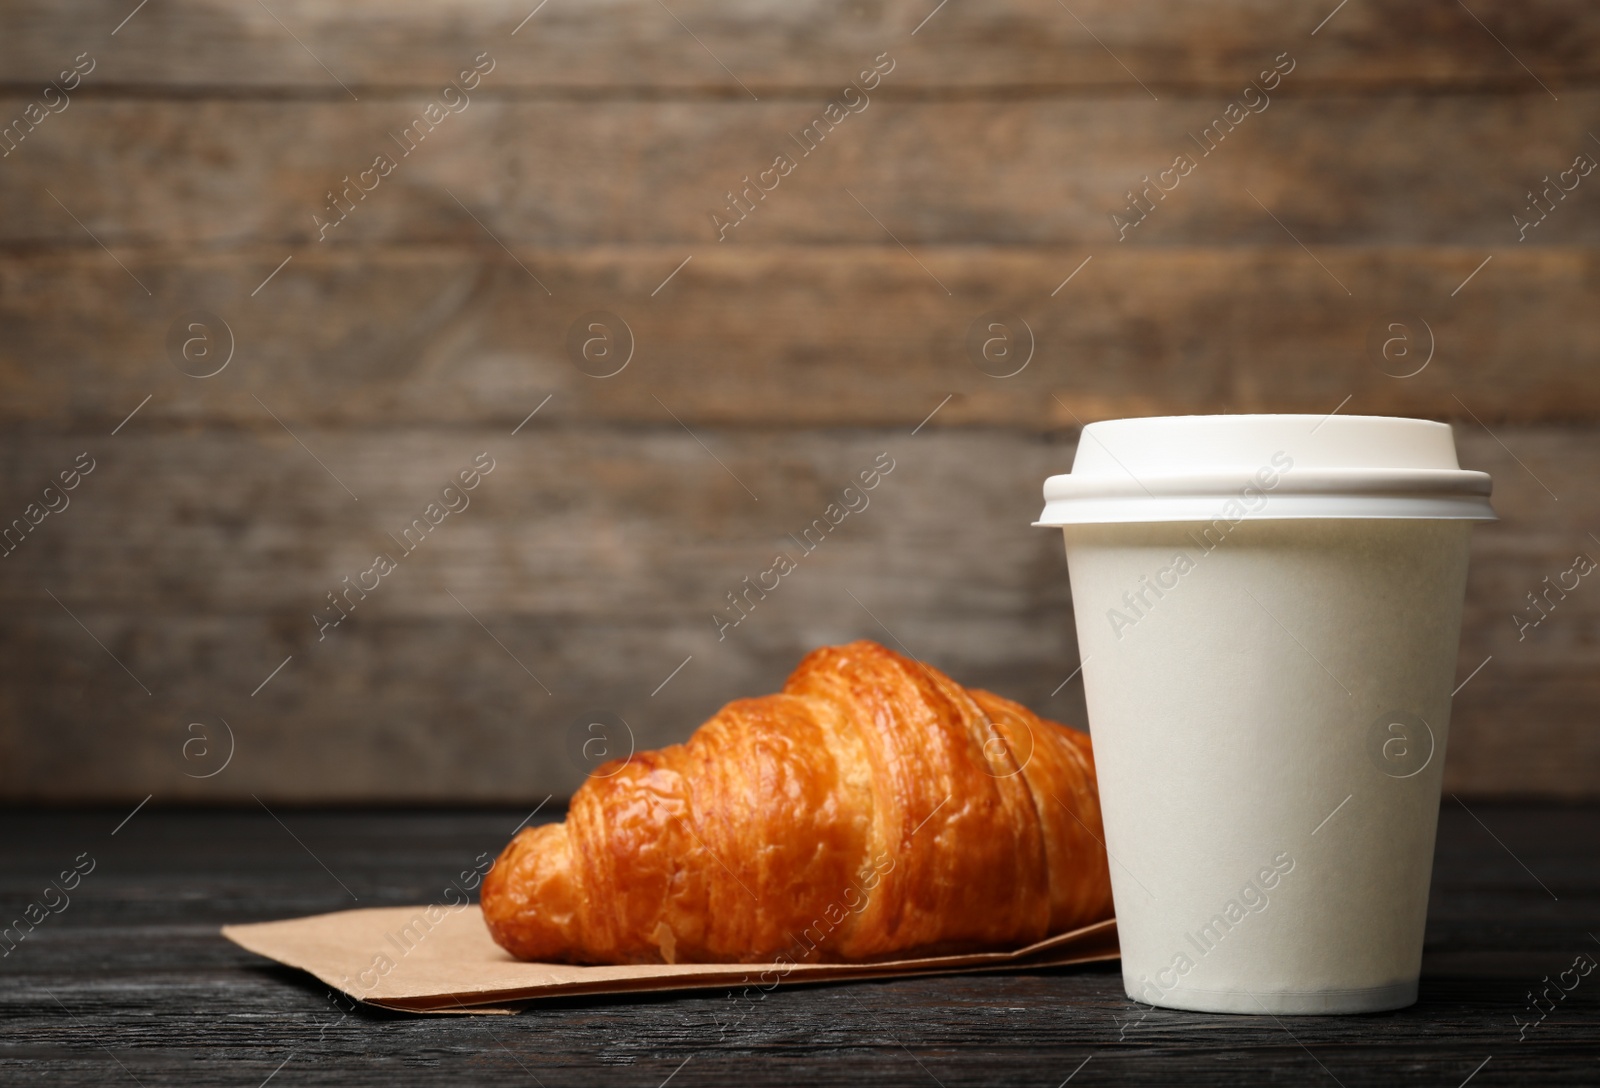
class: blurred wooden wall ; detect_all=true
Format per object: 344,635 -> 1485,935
2,0 -> 1597,802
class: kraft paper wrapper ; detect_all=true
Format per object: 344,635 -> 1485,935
223,906 -> 1119,1015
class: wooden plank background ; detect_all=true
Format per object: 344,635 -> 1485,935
2,0 -> 1597,801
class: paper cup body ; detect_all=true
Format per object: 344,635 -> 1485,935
1065,518 -> 1471,1013
1036,416 -> 1494,1015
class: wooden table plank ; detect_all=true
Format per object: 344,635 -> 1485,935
4,95 -> 1598,248
2,0 -> 1596,92
0,425 -> 1596,801
0,806 -> 1594,1086
2,247 -> 1596,427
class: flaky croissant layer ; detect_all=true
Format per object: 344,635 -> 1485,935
481,640 -> 1113,964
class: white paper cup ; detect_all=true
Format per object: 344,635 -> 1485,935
1035,415 -> 1495,1015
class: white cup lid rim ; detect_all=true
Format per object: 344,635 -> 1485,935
1036,414 -> 1497,524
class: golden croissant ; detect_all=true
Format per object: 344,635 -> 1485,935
481,640 -> 1112,964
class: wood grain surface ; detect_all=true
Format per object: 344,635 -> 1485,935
1,425 -> 1595,800
2,248 -> 1595,426
3,1 -> 1597,801
2,0 -> 1596,91
6,97 -> 1600,248
0,805 -> 1595,1085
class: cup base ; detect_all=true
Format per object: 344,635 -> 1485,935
1126,979 -> 1418,1016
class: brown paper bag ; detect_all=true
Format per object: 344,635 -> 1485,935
224,906 -> 1119,1015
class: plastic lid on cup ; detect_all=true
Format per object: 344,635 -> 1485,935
1035,414 -> 1496,525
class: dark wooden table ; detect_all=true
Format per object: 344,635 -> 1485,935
1,804 -> 1595,1086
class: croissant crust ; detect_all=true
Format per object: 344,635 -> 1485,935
481,640 -> 1113,964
